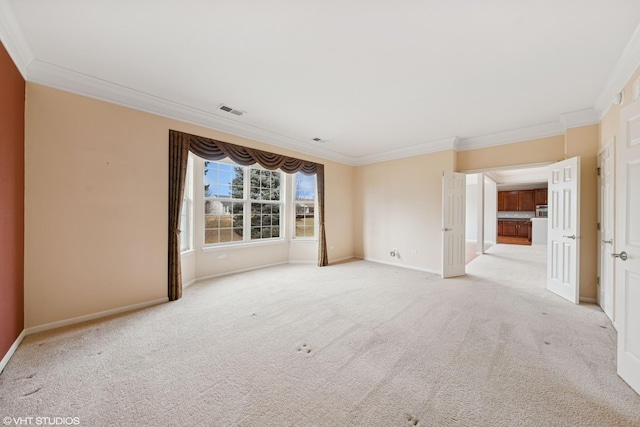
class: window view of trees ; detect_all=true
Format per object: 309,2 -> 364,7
204,161 -> 282,244
294,173 -> 316,237
248,169 -> 281,239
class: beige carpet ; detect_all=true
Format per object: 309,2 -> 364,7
1,244 -> 639,426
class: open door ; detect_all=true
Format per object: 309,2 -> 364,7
616,100 -> 640,394
598,142 -> 615,322
547,157 -> 581,304
442,172 -> 465,278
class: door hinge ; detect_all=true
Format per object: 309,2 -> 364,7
597,276 -> 600,286
597,222 -> 601,231
596,167 -> 601,176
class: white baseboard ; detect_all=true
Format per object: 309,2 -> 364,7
0,329 -> 26,375
182,279 -> 197,289
24,297 -> 169,336
579,297 -> 597,304
329,256 -> 357,264
194,261 -> 289,283
360,256 -> 441,275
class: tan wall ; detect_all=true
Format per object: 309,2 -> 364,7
457,135 -> 565,171
354,150 -> 456,273
600,67 -> 640,148
24,83 -> 354,328
565,124 -> 600,300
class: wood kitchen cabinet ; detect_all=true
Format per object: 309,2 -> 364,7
535,188 -> 548,205
498,191 -> 506,211
501,220 -> 518,236
498,219 -> 532,240
517,221 -> 531,238
518,190 -> 535,211
504,191 -> 519,211
498,188 -> 546,211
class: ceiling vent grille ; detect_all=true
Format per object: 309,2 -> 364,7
218,104 -> 245,116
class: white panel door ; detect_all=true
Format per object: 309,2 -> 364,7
598,142 -> 615,322
442,172 -> 466,278
547,157 -> 581,304
616,100 -> 640,394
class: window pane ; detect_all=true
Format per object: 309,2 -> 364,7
205,200 -> 243,244
295,173 -> 316,238
205,162 -> 243,199
204,160 -> 282,246
250,202 -> 280,240
250,168 -> 281,201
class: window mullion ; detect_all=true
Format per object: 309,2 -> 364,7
244,166 -> 250,243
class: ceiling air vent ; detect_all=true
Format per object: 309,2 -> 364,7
217,104 -> 245,116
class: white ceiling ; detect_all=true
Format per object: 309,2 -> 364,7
2,1 -> 640,165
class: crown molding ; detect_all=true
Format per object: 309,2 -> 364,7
0,0 -> 34,78
559,108 -> 600,129
594,21 -> 640,119
26,60 -> 354,165
4,0 -> 637,167
456,121 -> 565,152
351,137 -> 459,166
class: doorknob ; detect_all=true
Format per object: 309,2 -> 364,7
442,228 -> 452,232
563,235 -> 582,240
602,239 -> 613,244
612,251 -> 628,261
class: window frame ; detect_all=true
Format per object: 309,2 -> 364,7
292,172 -> 318,240
180,155 -> 194,253
202,158 -> 285,247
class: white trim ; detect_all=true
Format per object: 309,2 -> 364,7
462,161 -> 555,175
288,260 -> 316,265
25,60 -> 354,166
595,22 -> 640,120
559,109 -> 600,129
579,297 -> 598,304
24,297 -> 168,335
183,279 -> 197,289
3,0 -> 635,167
201,238 -> 289,252
0,329 -> 26,374
0,0 -> 34,78
357,256 -> 441,275
352,137 -> 458,166
194,261 -> 289,283
329,256 -> 357,264
456,121 -> 565,152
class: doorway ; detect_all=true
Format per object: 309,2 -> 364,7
465,164 -> 550,262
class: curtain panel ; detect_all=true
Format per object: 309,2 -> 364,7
168,130 -> 328,301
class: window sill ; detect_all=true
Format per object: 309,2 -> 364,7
201,238 -> 288,252
180,249 -> 195,256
